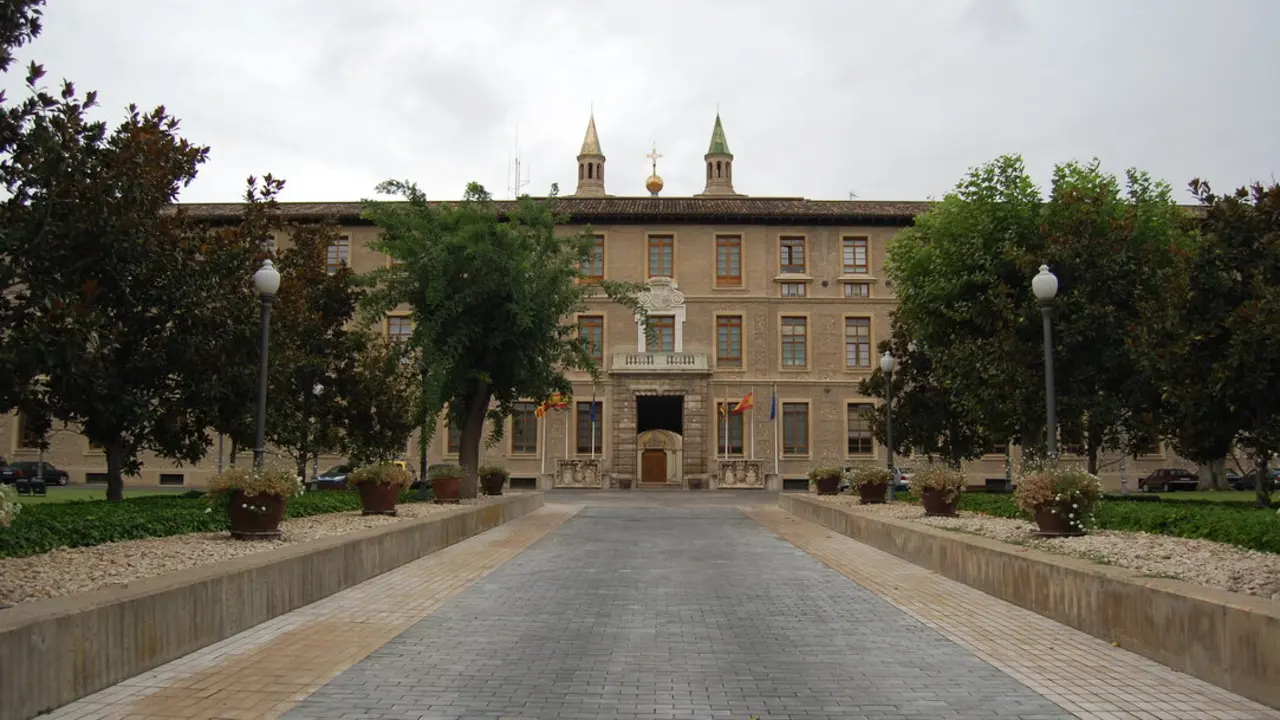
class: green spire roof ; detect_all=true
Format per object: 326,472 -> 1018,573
707,113 -> 731,156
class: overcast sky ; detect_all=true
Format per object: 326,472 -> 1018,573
10,0 -> 1280,204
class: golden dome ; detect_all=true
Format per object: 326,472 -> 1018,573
645,174 -> 664,193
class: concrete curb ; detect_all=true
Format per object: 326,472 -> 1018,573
779,494 -> 1280,710
0,493 -> 544,720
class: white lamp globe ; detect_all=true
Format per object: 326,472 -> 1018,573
880,351 -> 896,374
1031,264 -> 1058,301
254,259 -> 281,297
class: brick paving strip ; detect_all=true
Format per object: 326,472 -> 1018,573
281,505 -> 1073,720
746,505 -> 1280,720
37,504 -> 581,720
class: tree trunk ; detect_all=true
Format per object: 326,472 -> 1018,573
1086,444 -> 1099,476
457,381 -> 491,499
1197,458 -> 1225,491
1256,456 -> 1273,509
229,438 -> 240,468
296,451 -> 309,483
105,440 -> 127,503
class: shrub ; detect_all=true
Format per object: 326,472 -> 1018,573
911,464 -> 965,504
208,464 -> 305,500
349,462 -> 412,489
478,465 -> 510,479
0,484 -> 20,527
429,463 -> 465,480
1014,464 -> 1104,517
843,463 -> 892,488
807,466 -> 843,484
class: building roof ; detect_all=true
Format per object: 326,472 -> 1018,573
707,114 -> 731,156
178,196 -> 936,226
579,114 -> 603,157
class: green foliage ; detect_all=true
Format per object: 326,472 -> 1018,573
338,336 -> 419,466
348,462 -> 412,488
887,155 -> 1191,470
208,463 -> 305,500
807,466 -> 843,482
0,489 -> 429,558
478,464 -> 510,479
842,463 -> 892,488
428,463 -> 465,480
359,181 -> 644,495
901,492 -> 1280,553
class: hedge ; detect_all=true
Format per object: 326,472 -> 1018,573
0,489 -> 429,559
898,491 -> 1280,554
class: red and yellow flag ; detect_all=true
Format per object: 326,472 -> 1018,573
534,392 -> 571,418
732,392 -> 754,414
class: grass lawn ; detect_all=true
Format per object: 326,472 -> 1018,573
14,486 -> 190,505
1150,490 -> 1258,504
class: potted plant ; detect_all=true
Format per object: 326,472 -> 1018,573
429,463 -> 464,504
208,464 -> 304,540
1014,462 -> 1103,537
912,464 -> 965,516
478,464 -> 509,496
349,462 -> 413,515
808,466 -> 843,495
844,464 -> 893,504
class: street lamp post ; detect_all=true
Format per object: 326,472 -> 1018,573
252,260 -> 281,468
312,382 -> 324,485
881,350 -> 897,502
1032,264 -> 1059,457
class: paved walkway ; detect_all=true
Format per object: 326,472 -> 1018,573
40,494 -> 1280,720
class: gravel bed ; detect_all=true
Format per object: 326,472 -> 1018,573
0,498 -> 494,606
817,496 -> 1280,601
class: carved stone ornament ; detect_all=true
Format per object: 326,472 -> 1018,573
717,459 -> 766,489
555,459 -> 603,488
638,277 -> 685,312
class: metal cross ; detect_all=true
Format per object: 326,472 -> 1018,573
646,142 -> 662,174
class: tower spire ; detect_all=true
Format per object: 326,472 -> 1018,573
698,112 -> 741,197
574,111 -> 606,197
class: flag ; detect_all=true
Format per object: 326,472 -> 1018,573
732,392 -> 754,414
534,392 -> 571,417
768,389 -> 777,421
589,399 -> 598,422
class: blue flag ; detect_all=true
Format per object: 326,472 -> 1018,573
589,401 -> 598,422
768,390 -> 777,421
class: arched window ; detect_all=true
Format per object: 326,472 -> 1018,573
587,163 -> 593,180
716,160 -> 722,178
707,163 -> 712,180
579,164 -> 584,181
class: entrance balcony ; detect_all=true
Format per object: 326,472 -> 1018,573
610,352 -> 710,374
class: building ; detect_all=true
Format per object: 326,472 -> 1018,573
0,113 -> 1189,491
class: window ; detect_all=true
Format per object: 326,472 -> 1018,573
715,235 -> 742,286
842,237 -> 869,274
446,420 -> 461,455
580,235 -> 604,280
649,315 -> 675,353
782,403 -> 809,456
716,402 -> 745,455
578,315 -> 604,366
780,237 -> 805,274
159,473 -> 185,486
843,282 -> 870,298
847,404 -> 874,455
987,443 -> 1009,456
716,315 -> 743,368
576,401 -> 603,454
511,402 -> 538,455
844,317 -> 871,369
387,316 -> 413,343
16,411 -> 40,449
781,317 -> 807,367
647,235 -> 673,278
780,282 -> 806,297
326,236 -> 350,273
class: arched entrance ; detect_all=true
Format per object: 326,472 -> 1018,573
636,429 -> 683,486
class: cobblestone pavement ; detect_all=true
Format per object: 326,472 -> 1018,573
282,505 -> 1071,720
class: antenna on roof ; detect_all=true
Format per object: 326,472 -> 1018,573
508,123 -> 530,199
848,191 -> 858,200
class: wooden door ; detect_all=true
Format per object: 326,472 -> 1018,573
641,449 -> 667,484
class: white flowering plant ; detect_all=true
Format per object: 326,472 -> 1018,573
0,484 -> 21,528
1014,460 -> 1104,533
207,464 -> 305,514
842,463 -> 893,489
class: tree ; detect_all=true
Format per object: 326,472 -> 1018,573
857,318 -> 993,468
338,335 -> 419,466
361,182 -> 643,497
1137,180 -> 1280,507
264,221 -> 367,478
887,155 -> 1189,472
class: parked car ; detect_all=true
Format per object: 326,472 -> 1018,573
1228,467 -> 1280,491
312,465 -> 352,491
1138,468 -> 1199,492
0,461 -> 69,485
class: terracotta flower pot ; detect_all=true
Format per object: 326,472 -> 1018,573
431,475 -> 462,504
814,475 -> 842,495
227,490 -> 287,540
857,482 -> 888,504
921,487 -> 960,517
480,474 -> 505,496
1033,502 -> 1086,537
357,482 -> 400,516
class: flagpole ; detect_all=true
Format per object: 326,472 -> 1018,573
564,402 -> 570,460
723,389 -> 729,458
773,383 -> 780,476
750,385 -> 756,460
590,388 -> 597,459
539,412 -> 546,478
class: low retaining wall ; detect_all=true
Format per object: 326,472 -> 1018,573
0,493 -> 544,720
779,494 -> 1280,710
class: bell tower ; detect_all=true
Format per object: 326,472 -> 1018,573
698,112 -> 740,197
574,112 -> 606,197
